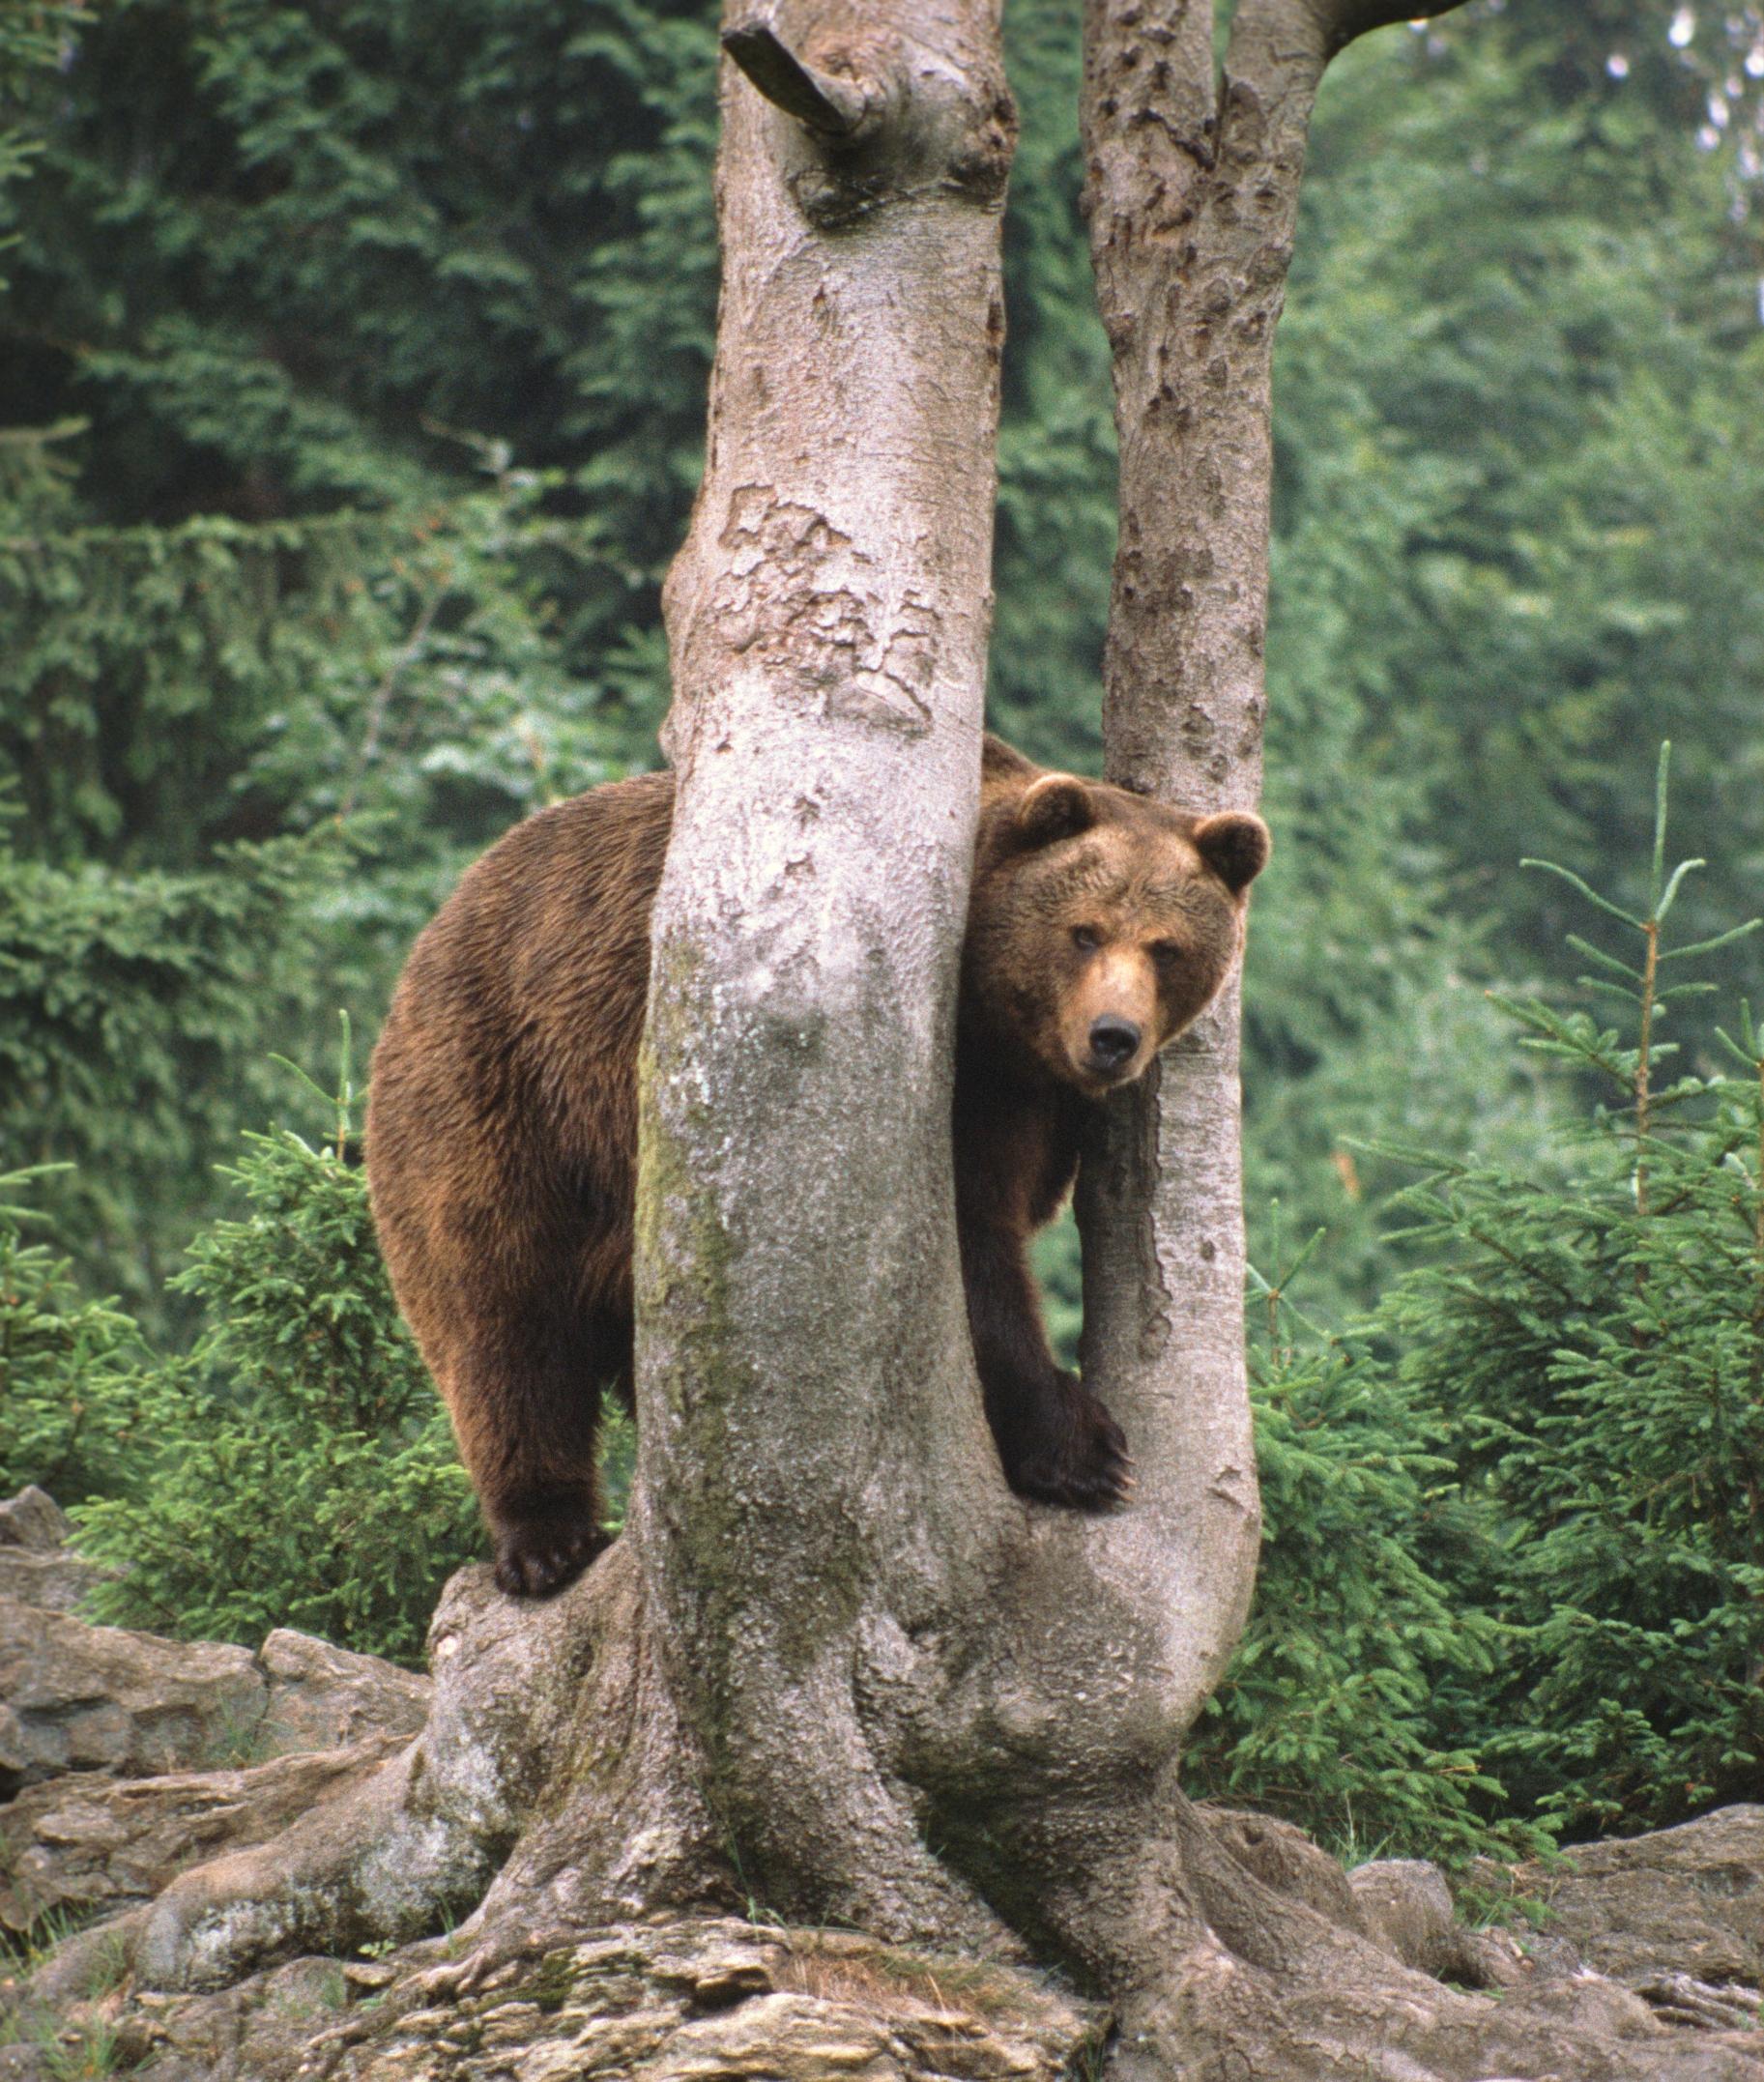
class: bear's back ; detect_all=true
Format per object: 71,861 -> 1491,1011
366,769 -> 676,1258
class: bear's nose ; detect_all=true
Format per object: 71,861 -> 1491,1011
1087,1016 -> 1142,1072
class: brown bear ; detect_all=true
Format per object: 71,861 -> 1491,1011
366,736 -> 1268,1597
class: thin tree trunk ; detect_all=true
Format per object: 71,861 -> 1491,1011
1074,0 -> 1496,1760
1076,0 -> 1480,1562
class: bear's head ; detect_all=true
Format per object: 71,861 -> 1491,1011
968,767 -> 1270,1095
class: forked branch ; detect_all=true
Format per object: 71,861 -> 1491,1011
1309,0 -> 1479,58
1224,0 -> 1480,144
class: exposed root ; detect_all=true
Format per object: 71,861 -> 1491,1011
92,1550 -> 631,1996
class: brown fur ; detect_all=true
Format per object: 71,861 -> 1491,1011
366,737 -> 1267,1596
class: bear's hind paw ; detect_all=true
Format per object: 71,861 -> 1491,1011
492,1502 -> 612,1598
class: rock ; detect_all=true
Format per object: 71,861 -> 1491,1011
0,1488 -> 110,1613
1201,1814 -> 1530,1995
0,1600 -> 268,1798
0,1489 -> 72,1551
1479,1806 -> 1764,1996
0,1588 -> 429,1806
1507,1965 -> 1665,2038
102,1954 -> 356,2079
257,1631 -> 430,1754
0,1701 -> 26,1784
87,1919 -> 1104,2082
0,1547 -> 108,1613
1205,1805 -> 1374,1935
1351,1856 -> 1526,1989
1352,1858 -> 1457,1970
0,1737 -> 411,1934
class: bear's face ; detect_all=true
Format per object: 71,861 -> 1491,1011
969,771 -> 1270,1096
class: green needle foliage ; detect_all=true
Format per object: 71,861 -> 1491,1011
1375,747 -> 1764,1837
1185,749 -> 1764,1856
69,1055 -> 479,1666
1,0 -> 708,1320
0,1164 -> 148,1504
0,806 -> 349,1327
1183,1289 -> 1535,1864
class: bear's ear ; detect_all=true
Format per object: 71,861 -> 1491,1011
1193,811 -> 1271,895
1016,773 -> 1096,849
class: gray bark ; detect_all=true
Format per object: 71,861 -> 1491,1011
634,0 -> 1306,1976
634,0 -> 1020,1948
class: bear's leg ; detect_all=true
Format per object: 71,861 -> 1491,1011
449,1302 -> 629,1598
957,1219 -> 1132,1509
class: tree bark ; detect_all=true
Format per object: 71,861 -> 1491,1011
634,0 -> 1021,1948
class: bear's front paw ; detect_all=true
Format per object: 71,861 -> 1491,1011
492,1494 -> 611,1598
998,1374 -> 1133,1512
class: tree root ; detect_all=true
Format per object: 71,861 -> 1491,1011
1102,1799 -> 1764,2081
43,1551 -> 629,1999
24,1657 -> 1764,2082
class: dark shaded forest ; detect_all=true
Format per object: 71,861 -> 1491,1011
4,0 -> 1764,1864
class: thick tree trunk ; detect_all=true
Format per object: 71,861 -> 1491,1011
634,0 -> 1021,1947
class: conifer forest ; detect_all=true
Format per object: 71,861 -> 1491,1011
5,0 -> 1764,1881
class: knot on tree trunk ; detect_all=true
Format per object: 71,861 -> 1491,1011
722,13 -> 1015,227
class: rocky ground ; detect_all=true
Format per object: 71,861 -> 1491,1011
5,1483 -> 1764,2079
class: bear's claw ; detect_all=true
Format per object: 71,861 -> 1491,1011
1001,1377 -> 1134,1512
493,1514 -> 611,1599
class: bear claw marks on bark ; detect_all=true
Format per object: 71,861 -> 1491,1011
722,11 -> 1014,230
709,488 -> 940,735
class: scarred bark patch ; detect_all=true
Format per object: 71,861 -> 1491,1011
708,486 -> 938,733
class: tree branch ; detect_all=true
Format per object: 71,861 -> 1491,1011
1223,0 -> 1478,141
1306,0 -> 1479,60
721,18 -> 888,140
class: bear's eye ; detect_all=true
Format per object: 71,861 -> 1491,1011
1150,940 -> 1183,970
1071,925 -> 1101,953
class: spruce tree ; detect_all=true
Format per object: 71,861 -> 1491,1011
1379,748 -> 1764,1834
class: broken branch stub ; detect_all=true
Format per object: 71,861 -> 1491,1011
721,18 -> 886,139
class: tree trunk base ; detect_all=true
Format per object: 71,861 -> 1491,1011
16,1563 -> 1764,2080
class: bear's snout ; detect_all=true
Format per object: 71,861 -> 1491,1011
1086,1015 -> 1142,1076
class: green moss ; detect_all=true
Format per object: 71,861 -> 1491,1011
632,956 -> 761,1765
522,1948 -> 582,2014
634,1015 -> 741,1423
633,942 -> 766,1512
633,935 -> 875,1840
